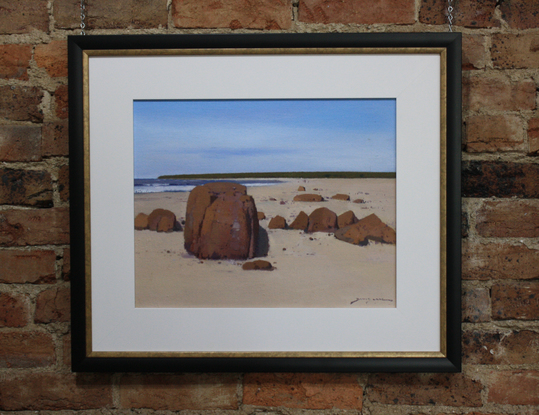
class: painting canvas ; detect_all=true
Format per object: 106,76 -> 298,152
133,98 -> 397,308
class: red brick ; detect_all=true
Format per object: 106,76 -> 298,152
463,76 -> 536,112
63,334 -> 71,367
0,125 -> 42,161
462,35 -> 488,70
476,200 -> 539,238
492,34 -> 539,69
0,250 -> 56,283
462,287 -> 490,323
0,207 -> 70,246
54,0 -> 167,29
465,115 -> 525,153
0,293 -> 29,327
0,168 -> 53,207
58,164 -> 69,203
298,0 -> 414,25
0,86 -> 44,122
35,286 -> 70,323
0,331 -> 55,368
120,373 -> 239,410
367,373 -> 482,406
492,281 -> 539,320
42,120 -> 69,157
530,118 -> 539,155
243,373 -> 362,409
419,0 -> 499,28
0,44 -> 32,80
0,373 -> 113,410
34,40 -> 68,77
463,162 -> 539,198
0,0 -> 49,34
172,0 -> 292,29
500,0 -> 539,29
488,370 -> 539,405
463,241 -> 539,280
463,330 -> 539,365
62,247 -> 70,281
54,84 -> 68,120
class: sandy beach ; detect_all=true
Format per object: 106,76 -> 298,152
134,178 -> 396,308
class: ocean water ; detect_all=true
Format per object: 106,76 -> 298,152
134,178 -> 284,194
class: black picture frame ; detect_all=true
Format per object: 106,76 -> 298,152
69,32 -> 462,373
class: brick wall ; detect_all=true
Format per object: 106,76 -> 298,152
0,0 -> 537,414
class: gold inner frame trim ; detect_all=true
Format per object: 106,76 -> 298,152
82,47 -> 448,360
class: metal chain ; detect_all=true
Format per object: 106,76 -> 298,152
80,0 -> 86,35
447,0 -> 454,32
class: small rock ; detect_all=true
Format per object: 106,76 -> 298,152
134,213 -> 149,230
331,194 -> 350,201
289,211 -> 309,231
242,260 -> 273,271
258,212 -> 266,220
293,194 -> 324,202
148,208 -> 182,232
353,199 -> 365,204
268,215 -> 287,229
307,207 -> 338,233
298,186 -> 306,191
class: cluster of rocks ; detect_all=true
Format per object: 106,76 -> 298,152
135,209 -> 182,232
265,207 -> 395,246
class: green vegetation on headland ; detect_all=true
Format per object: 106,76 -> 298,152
158,171 -> 396,180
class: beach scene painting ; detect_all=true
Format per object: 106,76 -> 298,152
133,99 -> 396,308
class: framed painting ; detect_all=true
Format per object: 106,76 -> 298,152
68,33 -> 462,372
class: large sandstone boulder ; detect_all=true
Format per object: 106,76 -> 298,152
338,210 -> 358,228
184,182 -> 259,260
134,213 -> 149,230
293,194 -> 324,202
147,209 -> 182,232
289,211 -> 309,231
335,213 -> 396,246
307,207 -> 338,233
331,193 -> 350,201
268,215 -> 287,229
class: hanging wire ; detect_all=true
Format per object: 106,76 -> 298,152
80,0 -> 86,35
447,0 -> 454,32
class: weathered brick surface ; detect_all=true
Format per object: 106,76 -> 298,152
42,120 -> 69,157
55,0 -> 168,29
62,334 -> 71,367
120,373 -> 239,410
419,0 -> 499,27
0,86 -> 44,122
465,115 -> 525,153
476,200 -> 539,238
58,164 -> 69,202
54,85 -> 68,120
462,162 -> 539,198
462,287 -> 490,323
0,373 -> 113,410
530,118 -> 539,155
0,293 -> 29,327
0,125 -> 42,161
0,0 -> 49,34
367,373 -> 483,406
462,211 -> 469,238
462,35 -> 488,70
463,330 -> 539,365
173,0 -> 292,30
500,0 -> 539,29
488,370 -> 539,405
298,0 -> 414,25
0,208 -> 69,246
463,241 -> 539,280
0,169 -> 53,207
0,44 -> 32,80
34,41 -> 68,77
492,281 -> 539,320
0,250 -> 56,283
62,247 -> 70,281
0,331 -> 56,368
492,34 -> 539,69
34,286 -> 70,323
243,373 -> 362,409
463,76 -> 536,112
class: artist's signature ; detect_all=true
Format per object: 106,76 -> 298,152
350,297 -> 394,304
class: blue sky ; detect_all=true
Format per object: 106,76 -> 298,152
133,99 -> 396,178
